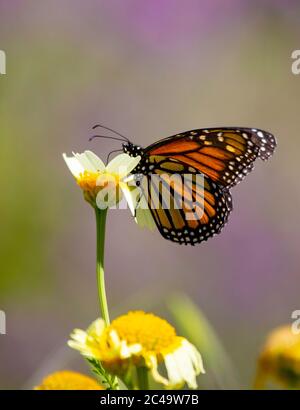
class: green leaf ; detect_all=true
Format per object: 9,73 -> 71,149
87,358 -> 119,390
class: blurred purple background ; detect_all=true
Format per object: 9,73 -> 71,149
0,0 -> 300,389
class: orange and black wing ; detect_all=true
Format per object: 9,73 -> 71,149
137,158 -> 232,245
145,127 -> 276,188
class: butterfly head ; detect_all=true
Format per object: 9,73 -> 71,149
122,142 -> 144,158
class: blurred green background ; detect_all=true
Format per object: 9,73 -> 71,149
1,0 -> 300,389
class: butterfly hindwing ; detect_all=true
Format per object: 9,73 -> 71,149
136,157 -> 232,245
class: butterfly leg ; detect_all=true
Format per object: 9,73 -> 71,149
132,173 -> 144,218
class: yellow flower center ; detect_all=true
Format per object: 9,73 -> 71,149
77,170 -> 101,193
256,325 -> 300,388
76,171 -> 122,207
35,370 -> 104,390
108,311 -> 177,354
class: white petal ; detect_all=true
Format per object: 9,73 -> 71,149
123,174 -> 135,184
120,184 -> 141,216
120,178 -> 155,228
63,154 -> 84,178
128,343 -> 142,355
135,195 -> 156,230
67,340 -> 88,353
73,151 -> 104,172
183,340 -> 205,374
67,340 -> 81,350
120,184 -> 156,230
119,341 -> 132,359
135,207 -> 156,231
164,354 -> 183,386
173,345 -> 198,389
109,330 -> 122,349
106,154 -> 141,178
147,355 -> 170,387
70,329 -> 88,344
84,151 -> 105,171
87,318 -> 106,338
68,330 -> 91,356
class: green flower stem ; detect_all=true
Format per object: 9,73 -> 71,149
95,207 -> 110,326
94,207 -> 119,390
137,367 -> 149,390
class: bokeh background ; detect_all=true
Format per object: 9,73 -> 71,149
1,0 -> 300,389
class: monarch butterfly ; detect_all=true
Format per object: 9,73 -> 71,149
91,126 -> 276,245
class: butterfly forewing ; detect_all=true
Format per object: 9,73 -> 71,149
145,127 -> 276,188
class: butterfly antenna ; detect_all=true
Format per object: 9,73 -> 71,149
89,134 -> 126,143
106,149 -> 123,165
92,124 -> 131,142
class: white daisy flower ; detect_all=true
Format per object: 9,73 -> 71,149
63,151 -> 140,209
68,311 -> 205,390
63,150 -> 156,231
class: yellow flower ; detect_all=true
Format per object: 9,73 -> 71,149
63,151 -> 141,208
34,370 -> 104,390
68,311 -> 205,389
255,325 -> 300,389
